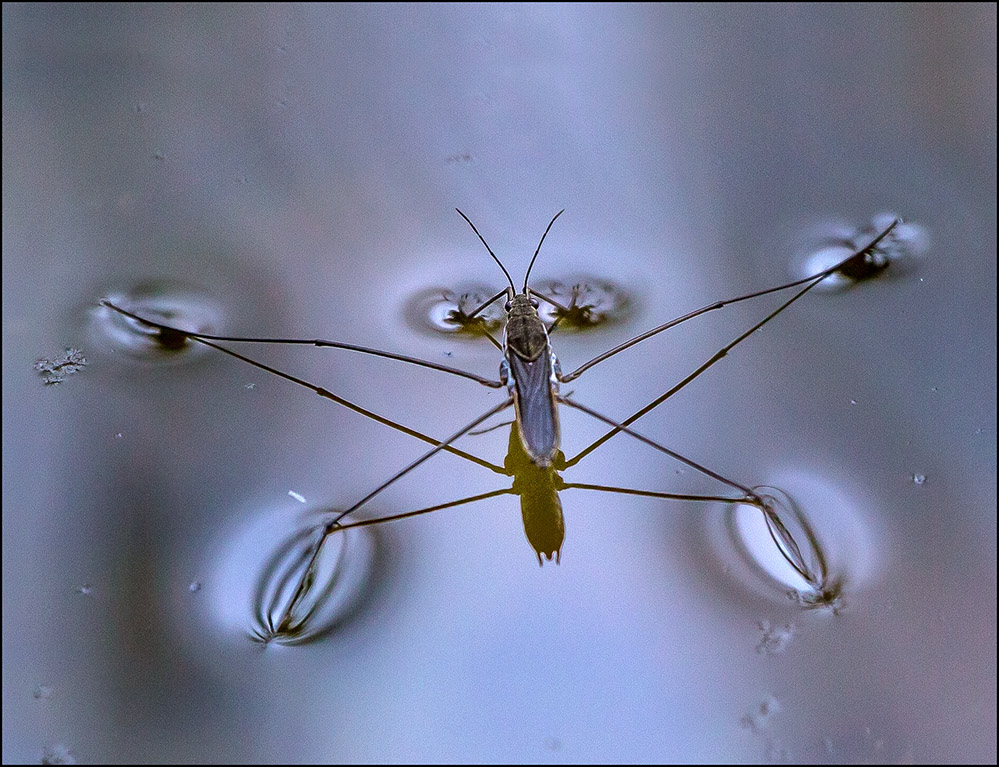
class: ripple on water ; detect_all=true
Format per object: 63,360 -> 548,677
94,282 -> 225,361
712,476 -> 876,611
210,504 -> 377,646
792,214 -> 928,292
403,277 -> 633,338
404,284 -> 507,338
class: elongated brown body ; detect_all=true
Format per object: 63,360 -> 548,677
502,293 -> 561,467
504,422 -> 565,564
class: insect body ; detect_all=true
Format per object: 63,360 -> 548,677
454,207 -> 566,468
501,292 -> 561,467
99,211 -> 905,638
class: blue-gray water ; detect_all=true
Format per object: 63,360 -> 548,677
3,4 -> 995,763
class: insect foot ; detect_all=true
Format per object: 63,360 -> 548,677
751,486 -> 845,612
250,516 -> 376,645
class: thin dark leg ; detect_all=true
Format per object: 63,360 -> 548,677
559,219 -> 899,382
563,242 -> 873,467
559,395 -> 758,498
101,300 -> 503,388
275,397 -> 513,633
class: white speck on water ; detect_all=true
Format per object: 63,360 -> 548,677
114,432 -> 123,439
288,491 -> 307,504
74,584 -> 92,596
41,744 -> 76,764
849,399 -> 857,405
911,473 -> 926,485
188,581 -> 202,593
33,684 -> 53,700
244,383 -> 255,389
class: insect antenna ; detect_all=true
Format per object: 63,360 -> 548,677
523,209 -> 565,294
455,209 -> 516,294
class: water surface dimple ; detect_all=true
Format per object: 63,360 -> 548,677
727,489 -> 826,599
530,276 -> 633,330
710,476 -> 876,611
793,215 -> 927,292
403,277 -> 634,338
210,503 -> 377,646
94,282 -> 224,361
404,284 -> 507,338
40,744 -> 76,765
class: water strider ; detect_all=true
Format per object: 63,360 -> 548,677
101,211 -> 904,639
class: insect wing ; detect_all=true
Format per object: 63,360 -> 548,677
508,349 -> 560,466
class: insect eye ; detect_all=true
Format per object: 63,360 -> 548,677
529,298 -> 539,308
504,301 -> 512,312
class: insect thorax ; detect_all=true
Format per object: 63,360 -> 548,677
505,295 -> 549,361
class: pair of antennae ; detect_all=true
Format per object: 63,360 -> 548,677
455,208 -> 565,294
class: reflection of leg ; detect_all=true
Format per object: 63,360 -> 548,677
559,396 -> 828,583
562,482 -> 747,506
559,395 -> 760,500
335,488 -> 516,532
260,487 -> 520,637
276,397 -> 514,635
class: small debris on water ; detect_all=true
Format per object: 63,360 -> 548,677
33,685 -> 53,700
755,621 -> 795,655
911,473 -> 926,485
34,349 -> 87,385
288,491 -> 307,504
40,744 -> 76,765
740,695 -> 781,733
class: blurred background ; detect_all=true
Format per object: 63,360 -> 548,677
3,3 -> 995,763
